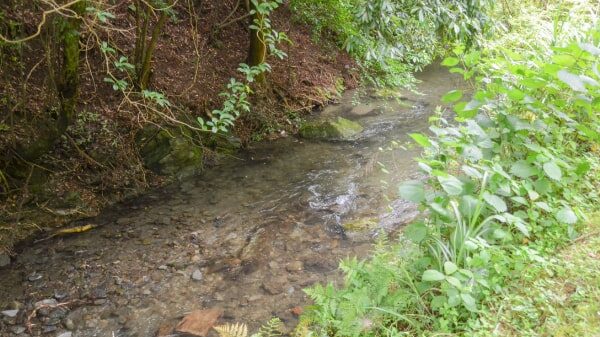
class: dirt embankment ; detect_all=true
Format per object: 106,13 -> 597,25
0,0 -> 358,254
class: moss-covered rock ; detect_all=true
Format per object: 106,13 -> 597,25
342,217 -> 378,232
135,126 -> 203,179
299,117 -> 363,140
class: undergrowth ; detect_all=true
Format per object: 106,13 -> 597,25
299,1 -> 600,336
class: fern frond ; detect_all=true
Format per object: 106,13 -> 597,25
254,318 -> 283,337
214,323 -> 248,337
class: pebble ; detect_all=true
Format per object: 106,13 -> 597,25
63,318 -> 75,330
158,265 -> 168,270
11,326 -> 26,334
0,253 -> 10,267
58,332 -> 73,337
1,310 -> 18,318
28,272 -> 43,282
286,261 -> 304,272
35,298 -> 58,309
191,269 -> 203,281
262,276 -> 288,295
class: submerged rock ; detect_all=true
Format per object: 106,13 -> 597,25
135,126 -> 203,179
342,218 -> 378,232
299,117 -> 363,140
0,253 -> 10,267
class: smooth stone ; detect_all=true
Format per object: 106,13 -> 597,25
63,318 -> 75,330
191,269 -> 203,281
0,253 -> 10,267
57,332 -> 73,337
11,326 -> 26,334
286,261 -> 304,272
1,310 -> 19,318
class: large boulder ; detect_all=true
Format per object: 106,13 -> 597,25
299,117 -> 363,140
135,126 -> 203,179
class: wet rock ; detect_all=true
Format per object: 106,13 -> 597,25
1,310 -> 18,318
28,272 -> 43,282
349,103 -> 380,117
191,269 -> 203,282
0,253 -> 10,267
35,298 -> 58,309
175,308 -> 224,337
11,326 -> 26,334
285,261 -> 304,272
299,117 -> 363,141
262,276 -> 288,295
63,318 -> 75,330
151,271 -> 164,282
342,218 -> 378,231
136,125 -> 203,179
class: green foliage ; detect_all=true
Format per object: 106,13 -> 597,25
198,0 -> 289,134
303,21 -> 600,337
290,0 -> 494,87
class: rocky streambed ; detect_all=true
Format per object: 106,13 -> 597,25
0,64 -> 464,337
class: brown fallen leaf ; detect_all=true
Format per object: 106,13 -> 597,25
176,308 -> 224,337
290,306 -> 303,316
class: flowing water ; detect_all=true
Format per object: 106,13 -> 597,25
0,64 -> 464,337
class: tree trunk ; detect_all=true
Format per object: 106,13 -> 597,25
16,0 -> 85,162
246,0 -> 266,84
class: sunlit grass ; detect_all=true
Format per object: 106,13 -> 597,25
475,214 -> 600,336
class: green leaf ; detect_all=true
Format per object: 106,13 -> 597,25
404,222 -> 427,243
510,160 -> 537,178
483,192 -> 507,213
442,90 -> 463,103
410,133 -> 432,147
556,207 -> 578,224
399,180 -> 425,202
444,261 -> 458,275
438,175 -> 464,195
422,269 -> 446,282
543,161 -> 562,181
442,57 -> 460,67
557,70 -> 587,92
461,293 -> 477,312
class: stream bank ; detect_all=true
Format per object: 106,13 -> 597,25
0,64 -> 464,337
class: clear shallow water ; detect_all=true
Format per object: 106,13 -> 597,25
0,64 -> 464,337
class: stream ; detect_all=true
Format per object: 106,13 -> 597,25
0,64 -> 463,337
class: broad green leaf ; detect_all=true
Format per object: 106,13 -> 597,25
442,57 -> 460,67
552,54 -> 577,67
438,175 -> 464,195
556,207 -> 578,224
444,261 -> 458,275
404,222 -> 427,243
422,269 -> 445,282
557,70 -> 587,92
446,276 -> 462,288
399,180 -> 425,202
510,160 -> 537,178
461,293 -> 477,312
410,133 -> 432,147
543,161 -> 562,181
483,192 -> 507,213
442,90 -> 463,103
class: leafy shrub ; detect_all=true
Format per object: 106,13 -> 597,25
302,25 -> 600,337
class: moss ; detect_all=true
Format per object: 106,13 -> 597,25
135,126 -> 203,179
299,117 -> 363,140
343,218 -> 378,231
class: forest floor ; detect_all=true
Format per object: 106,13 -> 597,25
0,1 -> 358,255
